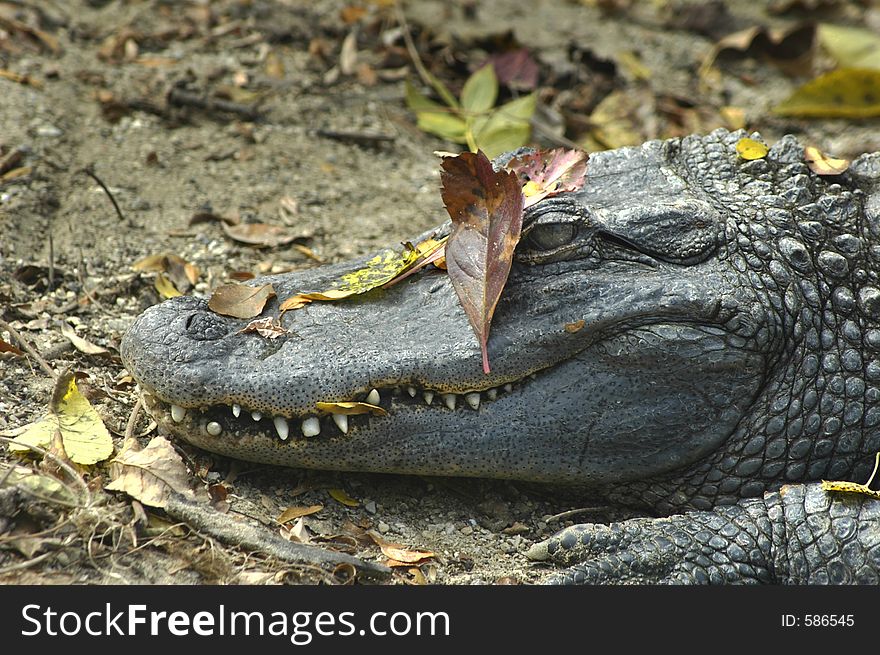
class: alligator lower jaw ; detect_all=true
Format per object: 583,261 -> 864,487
140,375 -> 533,445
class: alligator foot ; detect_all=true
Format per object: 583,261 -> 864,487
526,483 -> 880,585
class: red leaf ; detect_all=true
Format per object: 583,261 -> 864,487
506,148 -> 588,207
441,151 -> 524,374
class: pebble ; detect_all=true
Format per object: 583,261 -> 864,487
364,500 -> 377,514
377,521 -> 390,533
35,124 -> 63,138
460,526 -> 473,536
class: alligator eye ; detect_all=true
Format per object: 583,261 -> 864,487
526,223 -> 578,251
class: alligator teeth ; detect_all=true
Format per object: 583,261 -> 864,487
302,416 -> 321,437
252,411 -> 262,421
504,384 -> 513,393
206,421 -> 222,436
423,391 -> 434,405
443,394 -> 457,410
232,403 -> 241,418
171,404 -> 186,423
486,388 -> 498,401
407,386 -> 417,397
366,388 -> 380,405
332,413 -> 349,434
465,392 -> 480,410
274,416 -> 289,441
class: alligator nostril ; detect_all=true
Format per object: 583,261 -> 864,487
184,310 -> 230,341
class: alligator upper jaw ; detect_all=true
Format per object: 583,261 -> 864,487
121,250 -> 764,484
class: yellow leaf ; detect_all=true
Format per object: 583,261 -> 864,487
460,65 -> 498,114
773,68 -> 880,118
154,272 -> 182,298
735,137 -> 769,160
10,372 -> 114,465
281,246 -> 424,310
315,401 -> 387,416
328,488 -> 359,507
276,504 -> 323,523
821,452 -> 880,500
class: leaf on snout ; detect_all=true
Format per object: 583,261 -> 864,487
9,372 -> 113,466
279,245 -> 425,312
237,316 -> 288,339
505,148 -> 589,208
442,150 -> 524,374
804,146 -> 850,176
735,137 -> 769,160
564,319 -> 585,333
208,283 -> 275,319
315,401 -> 387,416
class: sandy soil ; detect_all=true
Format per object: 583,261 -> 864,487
1,0 -> 878,585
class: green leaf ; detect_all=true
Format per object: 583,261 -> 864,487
469,93 -> 537,157
416,111 -> 468,142
818,24 -> 880,70
425,72 -> 460,110
405,79 -> 446,113
461,65 -> 498,115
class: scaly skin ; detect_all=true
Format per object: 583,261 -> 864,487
121,129 -> 880,583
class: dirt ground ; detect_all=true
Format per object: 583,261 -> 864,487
1,0 -> 879,585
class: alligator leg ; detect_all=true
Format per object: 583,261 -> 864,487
526,484 -> 880,584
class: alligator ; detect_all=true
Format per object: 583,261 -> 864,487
121,129 -> 880,584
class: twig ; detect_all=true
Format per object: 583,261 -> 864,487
123,396 -> 142,451
394,2 -> 458,108
47,230 -> 54,291
314,129 -> 396,146
167,87 -> 262,121
0,317 -> 55,378
80,165 -> 126,223
0,550 -> 55,575
164,493 -> 392,579
544,506 -> 610,523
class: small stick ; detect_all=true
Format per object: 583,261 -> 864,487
47,230 -> 54,291
0,317 -> 55,378
545,506 -> 610,523
314,128 -> 395,145
122,396 -> 143,452
167,87 -> 262,121
81,165 -> 126,223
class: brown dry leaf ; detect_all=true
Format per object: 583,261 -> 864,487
276,504 -> 324,524
368,531 -> 435,565
221,221 -> 306,247
564,319 -> 585,333
701,23 -> 816,77
804,146 -> 850,175
0,338 -> 24,356
442,151 -> 524,374
58,322 -> 109,356
264,50 -> 285,79
315,401 -> 387,416
208,283 -> 275,319
339,30 -> 358,76
105,436 -> 199,508
279,294 -> 312,312
237,316 -> 287,339
132,253 -> 200,289
328,488 -> 360,507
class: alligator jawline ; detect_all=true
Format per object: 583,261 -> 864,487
142,372 -> 536,443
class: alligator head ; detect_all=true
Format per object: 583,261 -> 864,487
121,129 -> 880,506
